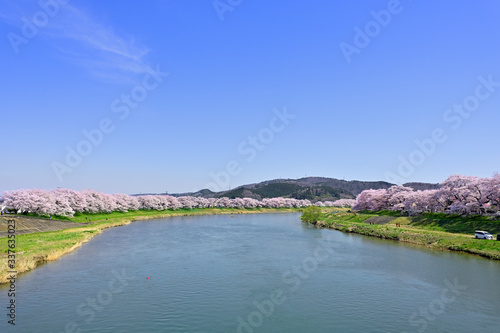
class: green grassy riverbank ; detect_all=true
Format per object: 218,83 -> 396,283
313,209 -> 500,260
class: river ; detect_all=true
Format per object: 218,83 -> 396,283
1,213 -> 499,332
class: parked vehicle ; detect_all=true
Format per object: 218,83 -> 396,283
475,231 -> 493,240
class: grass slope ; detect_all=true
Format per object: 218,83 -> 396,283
316,209 -> 500,260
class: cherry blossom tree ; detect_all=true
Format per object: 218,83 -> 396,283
351,174 -> 500,217
52,188 -> 85,214
194,197 -> 211,208
298,199 -> 312,207
386,186 -> 413,212
112,194 -> 140,212
177,196 -> 197,209
483,173 -> 500,213
215,197 -> 232,208
81,190 -> 117,213
137,195 -> 162,210
242,197 -> 261,208
353,189 -> 387,211
331,199 -> 356,208
403,190 -> 437,214
3,189 -> 73,216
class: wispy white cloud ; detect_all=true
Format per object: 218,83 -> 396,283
1,2 -> 151,84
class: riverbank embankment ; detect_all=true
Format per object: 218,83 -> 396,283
314,210 -> 500,260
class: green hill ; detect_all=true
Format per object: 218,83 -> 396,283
166,177 -> 440,203
218,182 -> 353,202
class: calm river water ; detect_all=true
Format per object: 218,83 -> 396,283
1,213 -> 499,332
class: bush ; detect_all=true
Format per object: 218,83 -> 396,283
300,206 -> 323,224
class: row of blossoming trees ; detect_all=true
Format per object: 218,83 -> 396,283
0,188 -> 355,217
7,174 -> 493,218
353,174 -> 500,216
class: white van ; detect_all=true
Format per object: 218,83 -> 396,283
475,231 -> 493,240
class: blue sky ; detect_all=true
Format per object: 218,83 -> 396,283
1,0 -> 499,194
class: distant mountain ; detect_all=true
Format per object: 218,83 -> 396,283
402,182 -> 441,191
166,177 -> 440,202
219,181 -> 354,201
169,188 -> 215,198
